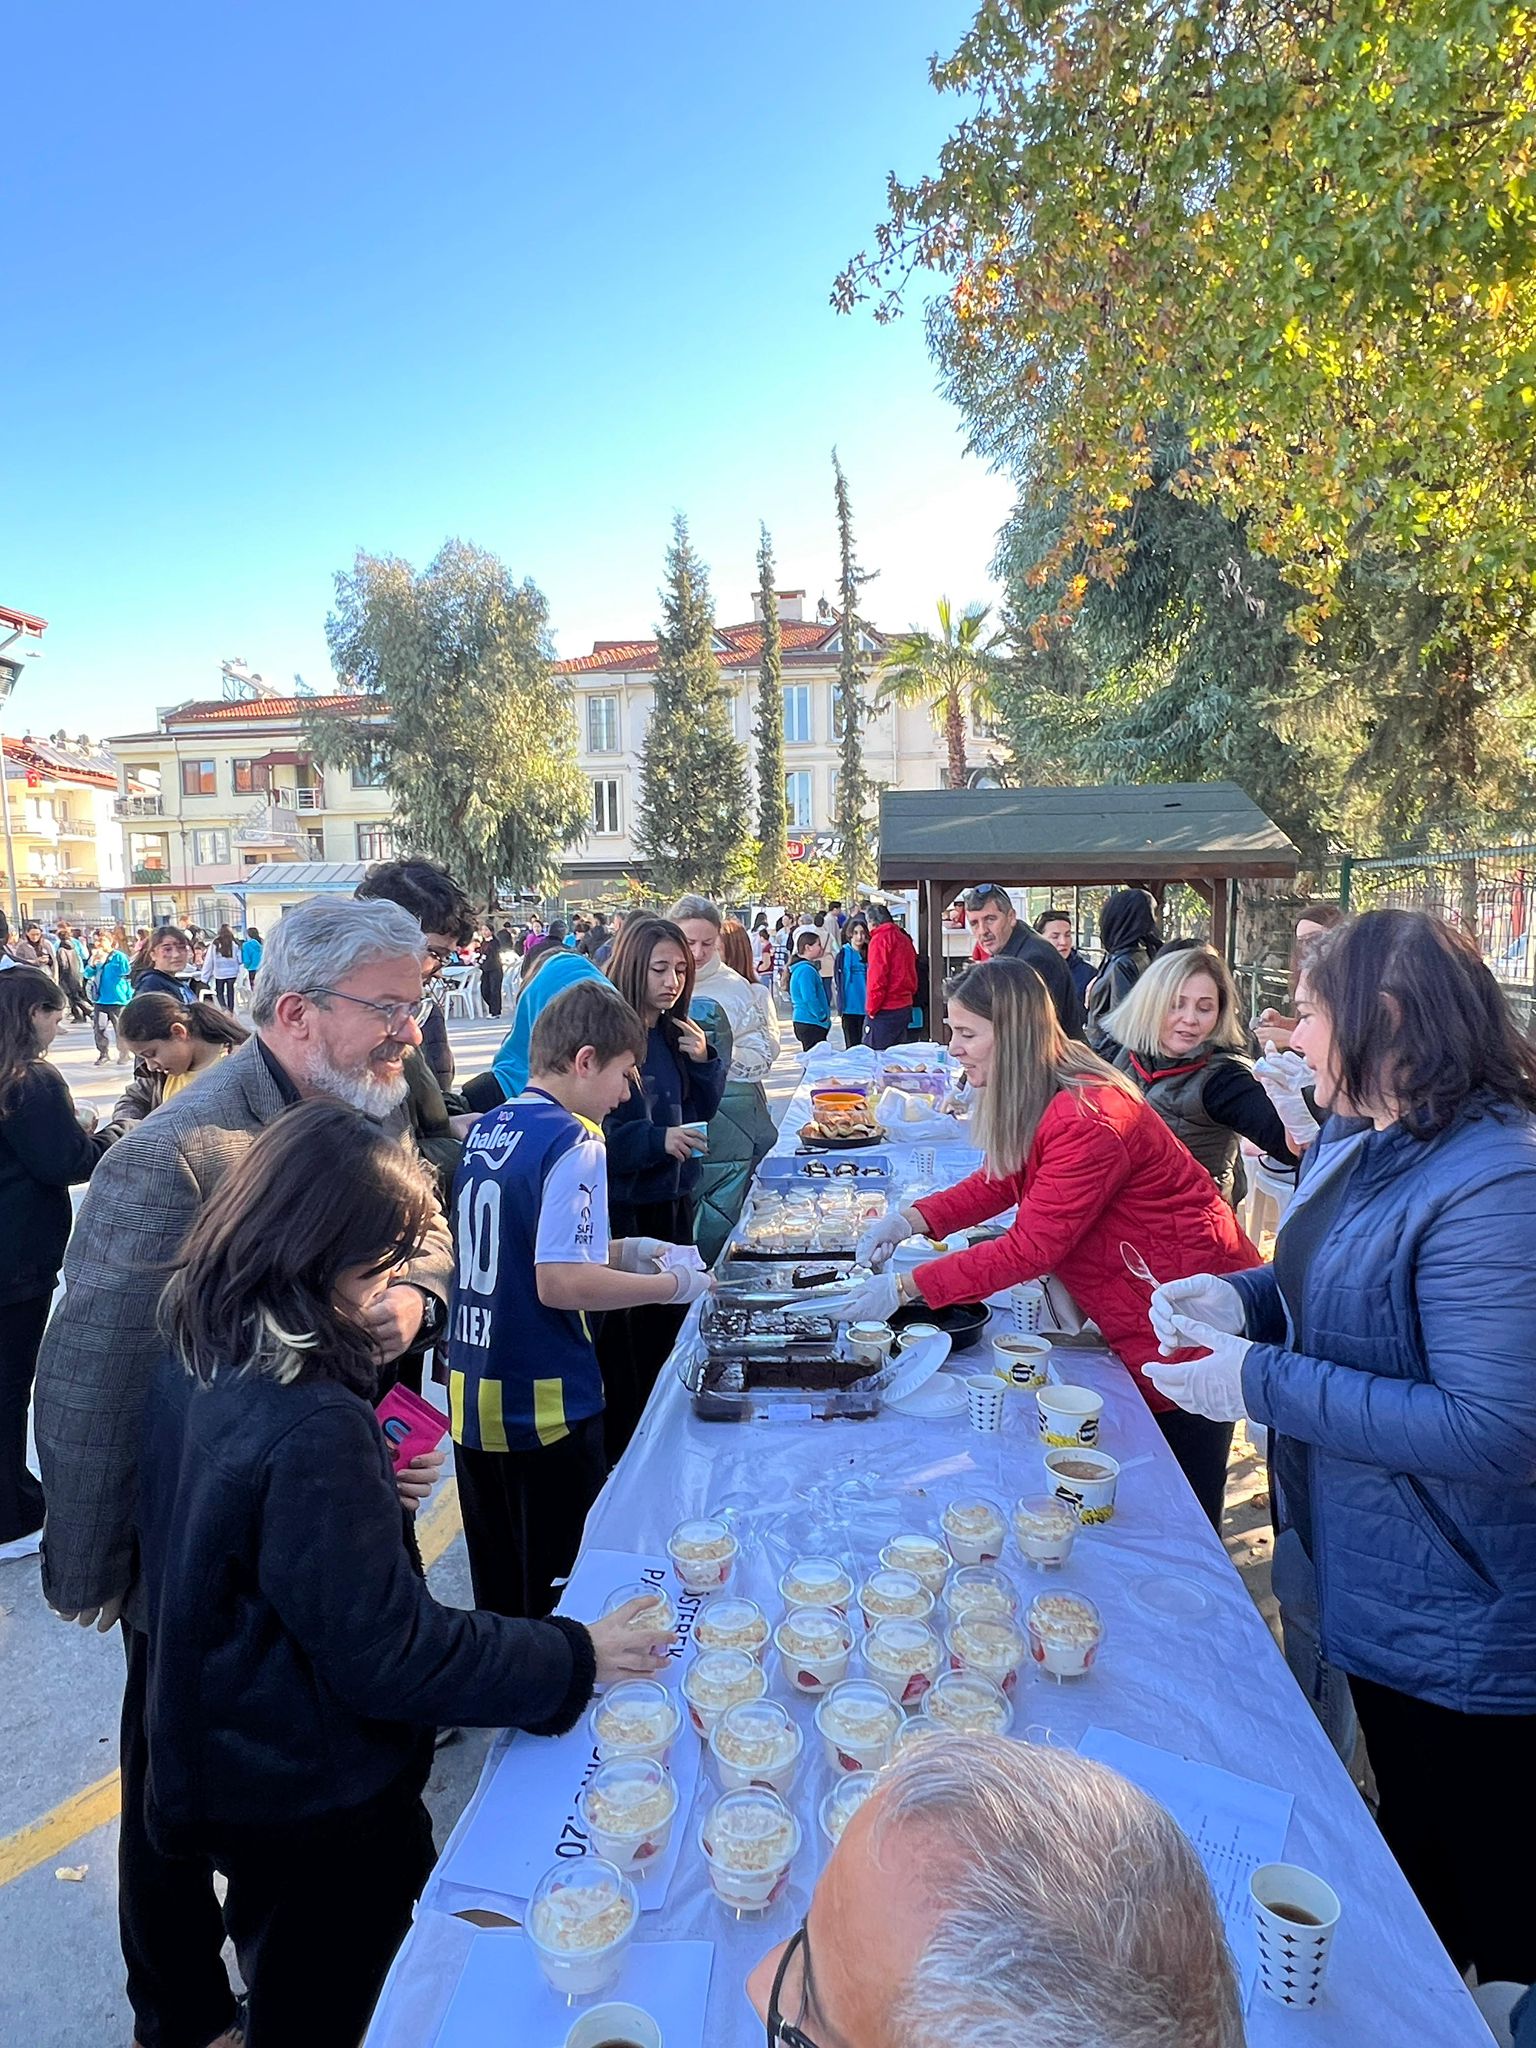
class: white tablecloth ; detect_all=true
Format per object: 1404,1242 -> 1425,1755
365,1054 -> 1487,2048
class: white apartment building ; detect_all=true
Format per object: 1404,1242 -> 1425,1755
107,692 -> 394,931
556,590 -> 998,895
1,731 -> 127,926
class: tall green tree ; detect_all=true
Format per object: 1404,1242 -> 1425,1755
312,539 -> 587,903
633,515 -> 750,897
831,451 -> 876,890
753,524 -> 791,900
877,597 -> 1003,790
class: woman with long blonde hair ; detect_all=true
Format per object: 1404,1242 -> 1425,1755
851,957 -> 1261,1526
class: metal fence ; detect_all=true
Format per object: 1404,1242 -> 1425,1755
1326,844 -> 1536,1027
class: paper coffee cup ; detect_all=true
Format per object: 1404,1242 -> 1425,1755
1250,1862 -> 1341,2009
1043,1448 -> 1120,1524
564,2004 -> 663,2048
966,1376 -> 1006,1433
991,1332 -> 1052,1388
1035,1383 -> 1103,1448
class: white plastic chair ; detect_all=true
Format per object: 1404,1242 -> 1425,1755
438,965 -> 481,1020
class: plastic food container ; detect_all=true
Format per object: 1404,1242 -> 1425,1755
945,1614 -> 1028,1696
773,1605 -> 854,1695
600,1580 -> 677,1635
693,1594 -> 770,1658
1026,1591 -> 1105,1680
778,1556 -> 854,1613
819,1770 -> 879,1848
860,1616 -> 943,1710
699,1788 -> 801,1914
1013,1495 -> 1078,1570
577,1757 -> 679,1874
590,1680 -> 682,1765
941,1565 -> 1020,1626
925,1669 -> 1014,1735
879,1533 -> 952,1595
814,1679 -> 902,1773
526,1857 -> 639,1999
668,1516 -> 739,1592
889,1712 -> 946,1762
681,1647 -> 767,1738
709,1698 -> 804,1796
857,1567 -> 935,1631
940,1495 -> 1009,1564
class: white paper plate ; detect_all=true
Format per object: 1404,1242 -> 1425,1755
882,1328 -> 954,1408
887,1369 -> 966,1419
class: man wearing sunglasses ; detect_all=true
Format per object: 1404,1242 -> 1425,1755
963,882 -> 1086,1039
747,1737 -> 1242,2048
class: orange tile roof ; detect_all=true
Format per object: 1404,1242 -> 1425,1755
556,617 -> 886,676
161,693 -> 375,726
2,734 -> 116,789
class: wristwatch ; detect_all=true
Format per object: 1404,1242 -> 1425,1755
405,1286 -> 445,1343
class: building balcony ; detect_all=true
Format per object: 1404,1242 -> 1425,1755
131,864 -> 172,885
115,794 -> 165,819
271,784 -> 324,812
234,804 -> 306,850
56,818 -> 98,840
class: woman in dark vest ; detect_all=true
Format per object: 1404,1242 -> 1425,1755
1100,944 -> 1297,1202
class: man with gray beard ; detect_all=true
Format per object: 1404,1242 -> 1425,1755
34,894 -> 453,2048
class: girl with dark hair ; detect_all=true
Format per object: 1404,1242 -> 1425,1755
131,925 -> 197,1002
1151,910 -> 1536,1985
1084,888 -> 1162,1049
0,968 -> 108,1560
599,915 -> 727,1456
206,924 -> 242,1011
834,914 -> 870,1047
112,992 -> 248,1130
138,1100 -> 673,2046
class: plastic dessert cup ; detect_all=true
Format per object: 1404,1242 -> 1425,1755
857,1568 -> 935,1632
889,1712 -> 946,1762
698,1787 -> 801,1914
1026,1592 -> 1105,1680
600,1580 -> 677,1635
846,1319 -> 896,1368
1013,1495 -> 1078,1570
590,1680 -> 682,1765
860,1616 -> 943,1710
879,1533 -> 952,1596
1043,1451 -> 1120,1526
819,1770 -> 879,1848
945,1614 -> 1028,1696
941,1565 -> 1020,1626
526,1857 -> 639,2001
992,1332 -> 1052,1389
693,1593 -> 770,1659
577,1757 -> 679,1875
814,1679 -> 902,1773
668,1515 -> 738,1592
778,1555 -> 854,1614
773,1605 -> 854,1696
681,1647 -> 767,1738
709,1698 -> 804,1796
940,1495 -> 1009,1564
1035,1383 -> 1104,1449
926,1669 -> 1014,1736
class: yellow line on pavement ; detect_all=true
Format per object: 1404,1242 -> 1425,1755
0,1479 -> 463,1888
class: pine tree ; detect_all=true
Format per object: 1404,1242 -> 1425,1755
831,451 -> 876,891
753,523 -> 791,900
633,514 -> 750,897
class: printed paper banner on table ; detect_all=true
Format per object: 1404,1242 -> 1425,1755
432,1929 -> 713,2048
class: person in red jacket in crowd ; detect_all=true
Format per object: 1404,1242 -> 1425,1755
863,905 -> 920,1052
850,957 -> 1261,1528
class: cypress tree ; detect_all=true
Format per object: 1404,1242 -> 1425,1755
753,523 -> 791,899
831,450 -> 876,891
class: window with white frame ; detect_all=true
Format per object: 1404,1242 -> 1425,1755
192,829 -> 231,867
356,821 -> 394,860
785,770 -> 813,829
586,695 -> 619,753
591,778 -> 621,835
783,684 -> 812,745
351,750 -> 388,788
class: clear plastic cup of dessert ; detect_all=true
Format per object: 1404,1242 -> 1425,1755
577,1756 -> 679,1875
708,1698 -> 805,1796
925,1668 -> 1015,1736
857,1567 -> 935,1632
526,1857 -> 640,2001
819,1770 -> 879,1848
941,1564 -> 1020,1628
1026,1591 -> 1106,1680
600,1580 -> 677,1636
1013,1494 -> 1078,1570
814,1678 -> 903,1773
778,1555 -> 854,1614
668,1516 -> 738,1593
681,1646 -> 767,1738
590,1679 -> 682,1765
698,1787 -> 801,1915
945,1613 -> 1029,1696
879,1533 -> 952,1597
773,1604 -> 854,1696
940,1494 -> 1009,1564
693,1592 -> 770,1659
889,1711 -> 946,1762
859,1616 -> 943,1711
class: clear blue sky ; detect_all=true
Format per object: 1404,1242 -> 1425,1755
4,0 -> 1013,740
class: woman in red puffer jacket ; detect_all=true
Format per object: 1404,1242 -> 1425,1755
857,956 -> 1261,1528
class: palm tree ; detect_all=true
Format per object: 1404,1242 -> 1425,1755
876,598 -> 1004,789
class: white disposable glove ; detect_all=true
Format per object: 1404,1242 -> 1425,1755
668,1266 -> 716,1305
1149,1274 -> 1247,1357
1254,1044 -> 1321,1149
857,1205 -> 918,1270
840,1269 -> 903,1325
1144,1317 -> 1253,1422
615,1235 -> 669,1274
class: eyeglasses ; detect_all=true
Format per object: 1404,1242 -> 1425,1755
299,988 -> 433,1034
766,1925 -> 822,2048
422,944 -> 452,964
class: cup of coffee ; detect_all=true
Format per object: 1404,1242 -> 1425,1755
1250,1862 -> 1341,2008
563,2002 -> 664,2048
1035,1383 -> 1103,1448
1043,1448 -> 1120,1524
991,1332 -> 1051,1388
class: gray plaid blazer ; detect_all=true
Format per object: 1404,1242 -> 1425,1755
33,1037 -> 452,1617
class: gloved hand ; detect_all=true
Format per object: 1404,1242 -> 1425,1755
668,1266 -> 716,1305
840,1269 -> 903,1325
1150,1274 -> 1246,1357
857,1206 -> 918,1270
615,1235 -> 669,1274
1254,1044 -> 1321,1150
1144,1318 -> 1253,1422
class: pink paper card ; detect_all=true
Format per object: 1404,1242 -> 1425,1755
375,1383 -> 450,1468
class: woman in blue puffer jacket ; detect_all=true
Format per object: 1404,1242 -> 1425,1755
1148,909 -> 1536,1987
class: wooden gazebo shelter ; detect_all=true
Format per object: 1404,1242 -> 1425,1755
878,782 -> 1301,1030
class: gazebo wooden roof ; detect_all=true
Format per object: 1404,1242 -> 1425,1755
878,781 -> 1300,1027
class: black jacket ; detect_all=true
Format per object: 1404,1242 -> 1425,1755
0,1061 -> 109,1305
604,1018 -> 726,1211
996,923 -> 1086,1039
137,1358 -> 596,1835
